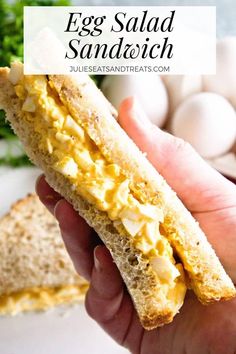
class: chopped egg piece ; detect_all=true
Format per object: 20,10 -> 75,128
151,256 -> 180,282
86,185 -> 107,202
138,204 -> 164,221
25,76 -> 47,94
64,115 -> 85,140
22,96 -> 36,112
136,238 -> 154,254
54,157 -> 78,178
145,221 -> 161,244
122,218 -> 145,237
105,164 -> 120,176
15,84 -> 25,99
119,206 -> 140,221
8,61 -> 23,85
55,132 -> 72,143
74,149 -> 94,170
46,138 -> 53,154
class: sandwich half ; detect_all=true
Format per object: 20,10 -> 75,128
0,62 -> 235,329
0,194 -> 88,315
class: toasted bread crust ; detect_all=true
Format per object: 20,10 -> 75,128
0,65 -> 235,329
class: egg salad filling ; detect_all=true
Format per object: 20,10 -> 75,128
10,65 -> 186,308
0,284 -> 89,316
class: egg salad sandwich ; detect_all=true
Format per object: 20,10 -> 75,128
0,62 -> 235,329
0,194 -> 89,316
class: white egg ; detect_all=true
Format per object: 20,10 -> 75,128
203,37 -> 236,108
171,92 -> 236,159
101,75 -> 168,127
163,75 -> 202,114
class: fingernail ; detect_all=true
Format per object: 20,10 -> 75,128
54,199 -> 64,219
94,246 -> 102,272
132,97 -> 152,126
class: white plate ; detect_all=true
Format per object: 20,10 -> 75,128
0,167 -> 128,354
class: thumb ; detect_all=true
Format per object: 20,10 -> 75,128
118,97 -> 236,212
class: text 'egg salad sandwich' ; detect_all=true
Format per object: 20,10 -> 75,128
0,62 -> 235,329
0,194 -> 88,316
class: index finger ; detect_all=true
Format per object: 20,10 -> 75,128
118,97 -> 236,212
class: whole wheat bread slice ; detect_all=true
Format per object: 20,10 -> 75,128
0,194 -> 88,310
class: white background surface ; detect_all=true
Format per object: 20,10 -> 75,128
0,166 -> 129,354
1,2 -> 235,352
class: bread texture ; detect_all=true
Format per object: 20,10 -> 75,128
0,193 -> 86,294
0,64 -> 235,329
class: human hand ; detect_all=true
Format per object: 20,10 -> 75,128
36,97 -> 236,354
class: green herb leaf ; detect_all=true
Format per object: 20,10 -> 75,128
0,0 -> 71,166
0,155 -> 32,167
